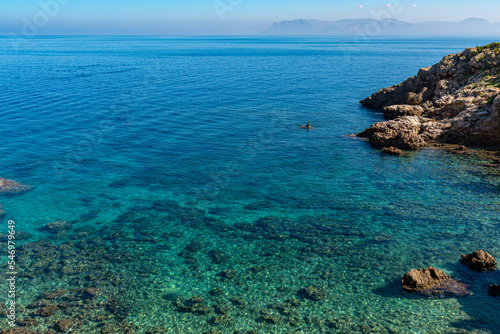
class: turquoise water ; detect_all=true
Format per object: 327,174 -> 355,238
0,36 -> 500,333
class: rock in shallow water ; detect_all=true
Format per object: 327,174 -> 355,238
381,146 -> 403,156
298,285 -> 326,301
41,221 -> 73,234
358,116 -> 427,150
0,329 -> 37,334
461,249 -> 497,271
176,296 -> 212,315
217,269 -> 237,279
0,178 -> 32,194
32,304 -> 60,317
401,266 -> 469,297
41,289 -> 68,300
488,285 -> 500,296
53,319 -> 77,332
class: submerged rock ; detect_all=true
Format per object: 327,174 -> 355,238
204,330 -> 222,334
209,288 -> 225,296
78,287 -> 100,299
461,250 -> 497,271
381,146 -> 403,156
0,329 -> 37,334
41,221 -> 73,234
53,319 -> 77,332
488,285 -> 500,296
27,300 -> 49,309
298,285 -> 326,301
16,318 -> 39,327
0,178 -> 32,194
401,267 -> 469,296
257,313 -> 283,324
41,289 -> 68,300
32,304 -> 60,317
211,314 -> 233,325
208,249 -> 230,264
184,241 -> 204,253
359,43 -> 500,150
176,296 -> 212,315
217,269 -> 237,279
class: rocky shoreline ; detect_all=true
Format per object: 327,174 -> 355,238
358,43 -> 500,156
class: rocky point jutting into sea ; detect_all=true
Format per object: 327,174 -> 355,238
358,43 -> 500,152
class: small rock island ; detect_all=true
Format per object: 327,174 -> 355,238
359,43 -> 500,151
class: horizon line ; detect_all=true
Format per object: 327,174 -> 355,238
2,34 -> 500,38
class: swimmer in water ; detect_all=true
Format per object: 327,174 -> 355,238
300,123 -> 313,129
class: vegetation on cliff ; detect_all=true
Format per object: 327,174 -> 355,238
359,43 -> 500,150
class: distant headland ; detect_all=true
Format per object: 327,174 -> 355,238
263,18 -> 500,36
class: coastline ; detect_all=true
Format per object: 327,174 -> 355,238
358,43 -> 500,156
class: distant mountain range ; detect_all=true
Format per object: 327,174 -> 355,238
262,18 -> 500,36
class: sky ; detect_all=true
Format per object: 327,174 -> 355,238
1,0 -> 500,35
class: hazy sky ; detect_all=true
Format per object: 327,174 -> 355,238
1,0 -> 500,35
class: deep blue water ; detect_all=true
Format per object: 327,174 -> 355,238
0,36 -> 500,333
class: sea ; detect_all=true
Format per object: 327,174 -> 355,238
0,36 -> 500,333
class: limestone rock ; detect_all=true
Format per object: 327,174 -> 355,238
381,147 -> 403,156
360,43 -> 500,149
402,267 -> 449,291
461,250 -> 497,271
358,116 -> 427,150
383,105 -> 424,119
401,267 -> 469,297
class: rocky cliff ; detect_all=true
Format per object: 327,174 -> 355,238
358,43 -> 500,150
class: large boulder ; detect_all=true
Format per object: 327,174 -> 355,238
358,116 -> 427,150
461,250 -> 497,271
401,267 -> 469,297
383,105 -> 424,119
402,267 -> 449,292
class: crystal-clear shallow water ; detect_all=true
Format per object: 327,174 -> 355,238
1,36 -> 500,333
